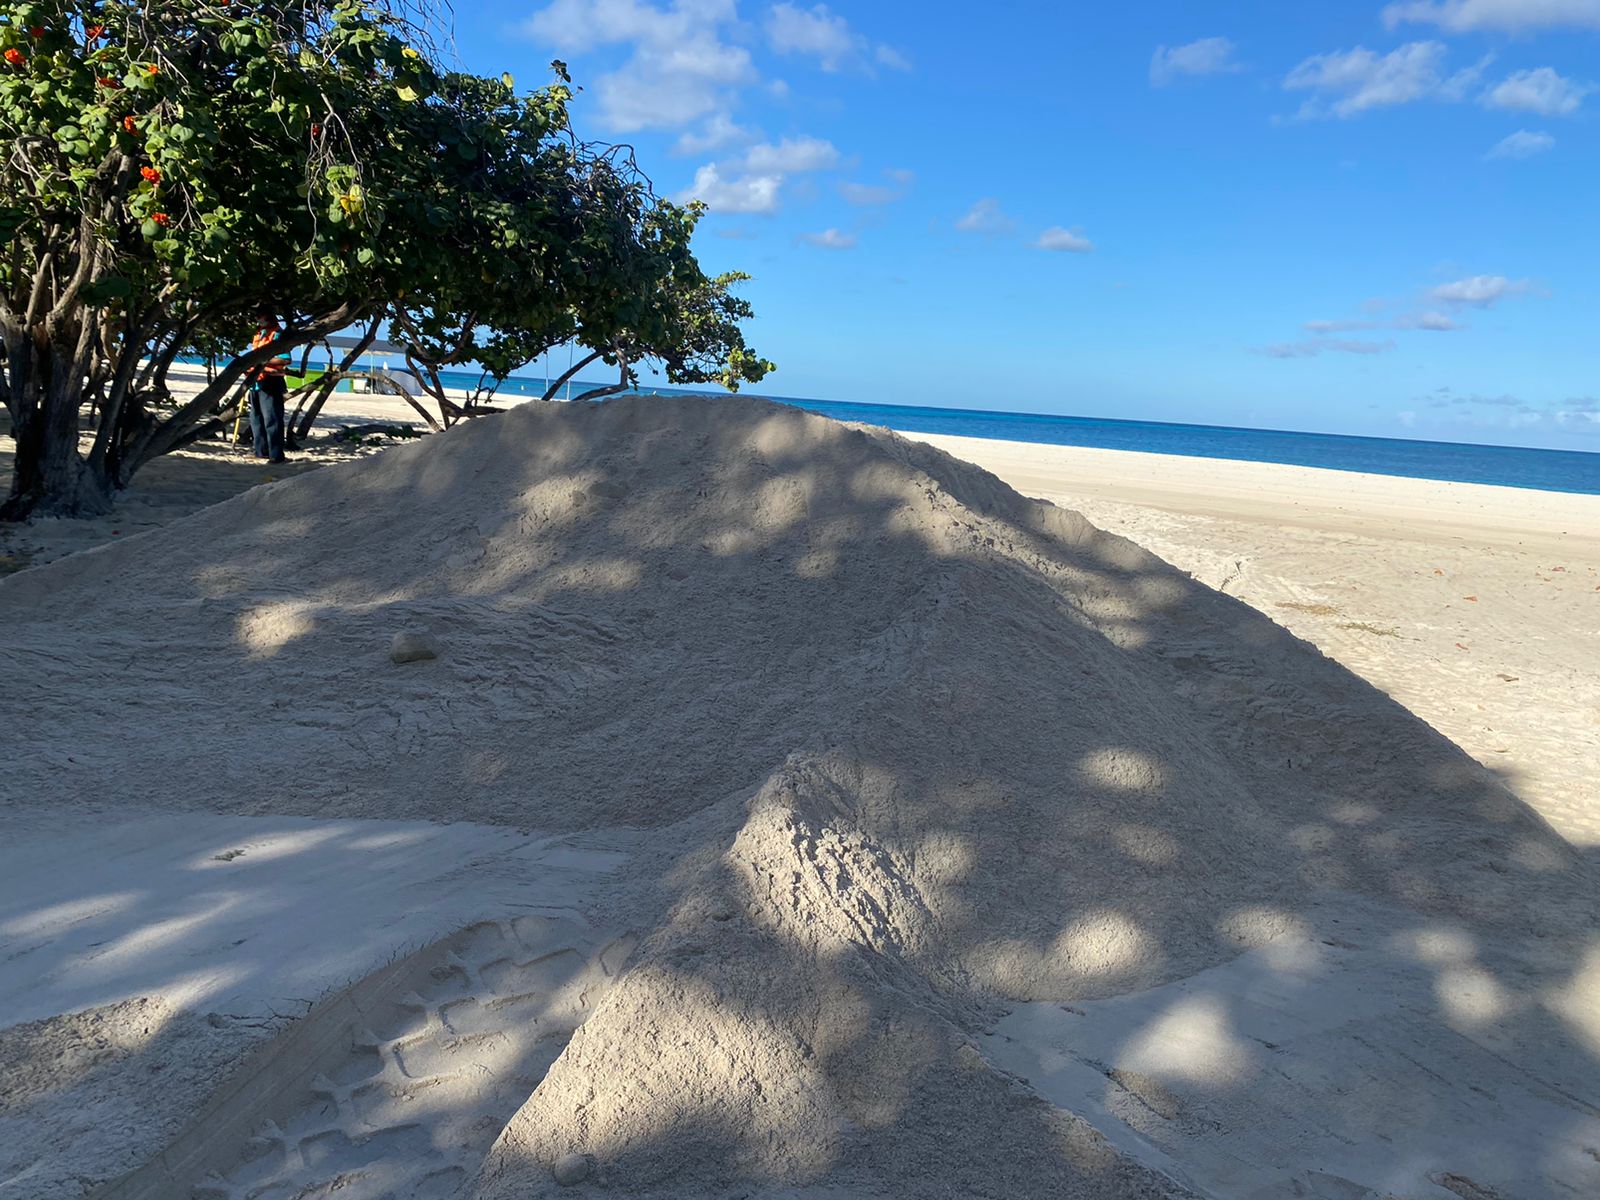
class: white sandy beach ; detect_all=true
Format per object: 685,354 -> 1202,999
2,395 -> 1597,1199
915,433 -> 1600,847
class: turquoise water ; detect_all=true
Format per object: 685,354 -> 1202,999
271,360 -> 1600,496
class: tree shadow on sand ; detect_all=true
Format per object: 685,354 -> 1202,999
1,394 -> 1596,1199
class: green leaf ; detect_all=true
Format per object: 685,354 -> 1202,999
81,275 -> 133,305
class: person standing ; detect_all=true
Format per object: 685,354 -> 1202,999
248,311 -> 291,463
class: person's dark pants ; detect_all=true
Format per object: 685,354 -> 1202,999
250,379 -> 288,461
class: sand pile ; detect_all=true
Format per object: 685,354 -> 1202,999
3,395 -> 1596,1199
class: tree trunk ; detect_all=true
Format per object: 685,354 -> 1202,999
540,348 -> 604,402
570,351 -> 632,403
2,335 -> 113,520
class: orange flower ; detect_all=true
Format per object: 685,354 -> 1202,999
146,62 -> 159,75
4,48 -> 25,66
141,166 -> 161,182
86,25 -> 105,40
150,212 -> 169,226
123,115 -> 136,133
311,123 -> 322,137
97,75 -> 118,87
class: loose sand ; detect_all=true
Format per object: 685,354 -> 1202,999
914,434 -> 1600,847
2,395 -> 1596,1199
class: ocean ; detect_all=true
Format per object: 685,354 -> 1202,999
441,372 -> 1600,497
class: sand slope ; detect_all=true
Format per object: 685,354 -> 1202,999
912,433 -> 1600,848
2,395 -> 1597,1199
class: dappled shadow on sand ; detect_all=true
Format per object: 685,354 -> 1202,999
1,394 -> 1596,1198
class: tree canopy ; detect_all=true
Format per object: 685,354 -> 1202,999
0,0 -> 772,518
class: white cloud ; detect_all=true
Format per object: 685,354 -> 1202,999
1283,42 -> 1485,118
523,0 -> 694,51
885,167 -> 915,185
678,163 -> 783,214
1554,411 -> 1600,432
875,44 -> 912,71
1304,311 -> 1462,332
1150,37 -> 1241,87
801,228 -> 857,249
1482,68 -> 1593,116
1554,396 -> 1600,431
1384,0 -> 1600,32
523,0 -> 752,132
741,135 -> 839,173
839,181 -> 899,205
955,198 -> 1016,235
678,136 -> 839,215
673,112 -> 754,156
766,3 -> 902,73
1034,226 -> 1094,253
1262,338 -> 1395,358
1485,129 -> 1556,159
1428,274 -> 1532,307
766,3 -> 855,69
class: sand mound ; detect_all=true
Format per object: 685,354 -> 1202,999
3,395 -> 1595,1198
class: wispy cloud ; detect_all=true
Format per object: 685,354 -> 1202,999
1034,226 -> 1094,253
1384,0 -> 1600,33
839,182 -> 898,205
1417,388 -> 1589,431
1289,272 -> 1535,346
1260,338 -> 1395,358
1482,67 -> 1593,116
1427,391 -> 1535,411
955,198 -> 1016,235
1283,42 -> 1487,118
522,0 -> 753,133
1554,396 -> 1600,432
875,44 -> 912,72
801,227 -> 858,249
1150,37 -> 1242,87
1303,311 -> 1461,333
742,135 -> 839,173
1485,130 -> 1556,159
1428,274 -> 1532,308
766,3 -> 908,74
672,112 -> 753,156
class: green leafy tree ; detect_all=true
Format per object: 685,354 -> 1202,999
540,265 -> 777,403
0,1 -> 770,518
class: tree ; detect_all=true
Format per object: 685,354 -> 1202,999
1,1 -> 770,518
540,268 -> 776,404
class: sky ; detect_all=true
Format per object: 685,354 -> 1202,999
446,1 -> 1600,452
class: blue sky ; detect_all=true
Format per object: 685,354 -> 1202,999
449,1 -> 1600,451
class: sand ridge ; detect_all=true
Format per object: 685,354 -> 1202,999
2,394 -> 1597,1198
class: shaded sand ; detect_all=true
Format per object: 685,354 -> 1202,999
2,396 -> 1597,1199
916,434 -> 1600,847
0,394 -> 407,572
